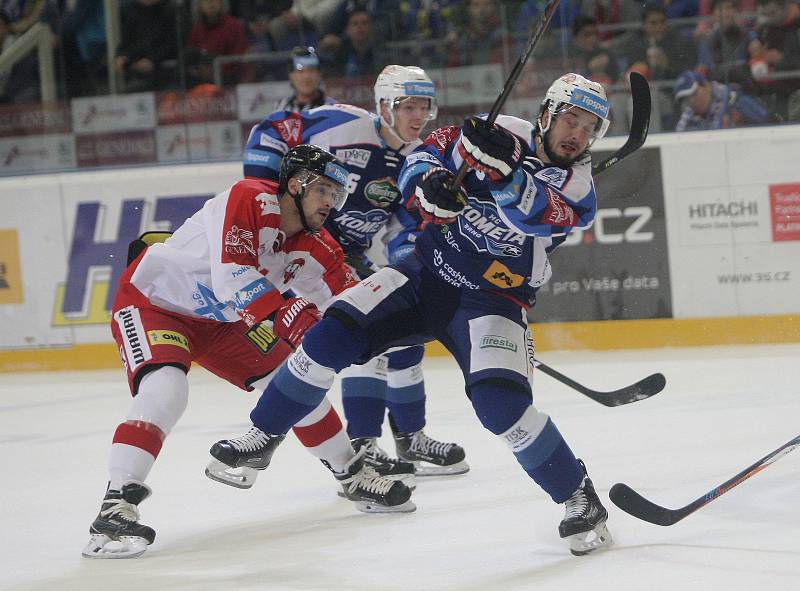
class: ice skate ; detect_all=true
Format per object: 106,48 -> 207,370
351,437 -> 416,489
205,427 -> 285,488
82,481 -> 156,559
393,429 -> 469,476
328,447 -> 416,513
559,462 -> 612,556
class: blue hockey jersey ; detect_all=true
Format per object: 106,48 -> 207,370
243,104 -> 421,261
396,115 -> 598,307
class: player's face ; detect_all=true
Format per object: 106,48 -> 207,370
290,67 -> 321,97
391,97 -> 432,142
301,177 -> 342,229
545,107 -> 600,164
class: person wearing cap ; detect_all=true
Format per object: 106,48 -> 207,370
674,69 -> 769,131
274,46 -> 338,112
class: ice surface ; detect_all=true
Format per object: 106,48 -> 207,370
1,344 -> 799,591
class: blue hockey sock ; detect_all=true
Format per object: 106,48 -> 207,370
250,345 -> 335,435
386,349 -> 426,433
342,375 -> 387,438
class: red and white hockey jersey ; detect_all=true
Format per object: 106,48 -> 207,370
128,178 -> 356,325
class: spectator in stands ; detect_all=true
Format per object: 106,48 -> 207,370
659,0 -> 700,18
570,16 -> 621,86
673,69 -> 769,130
2,0 -> 46,35
318,7 -> 385,78
621,4 -> 698,128
446,0 -> 512,67
395,0 -> 460,67
274,46 -> 337,112
697,0 -> 753,87
325,0 -> 404,42
578,0 -> 642,44
266,2 -> 319,52
746,0 -> 800,116
187,0 -> 249,85
116,0 -> 178,92
55,0 -> 107,98
693,0 -> 756,40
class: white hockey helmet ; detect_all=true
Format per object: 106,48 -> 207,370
374,65 -> 438,128
538,73 -> 611,144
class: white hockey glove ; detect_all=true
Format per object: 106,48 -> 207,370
458,116 -> 524,183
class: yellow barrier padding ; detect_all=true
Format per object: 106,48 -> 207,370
1,315 -> 798,373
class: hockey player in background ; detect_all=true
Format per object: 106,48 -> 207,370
232,64 -> 468,486
211,73 -> 615,556
82,145 -> 413,560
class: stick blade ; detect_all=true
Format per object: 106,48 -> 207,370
588,372 -> 666,407
609,483 -> 684,526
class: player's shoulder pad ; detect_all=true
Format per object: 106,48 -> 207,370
233,177 -> 280,197
494,114 -> 535,145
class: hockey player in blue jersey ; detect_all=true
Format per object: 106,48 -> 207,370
233,64 -> 467,486
210,72 -> 614,555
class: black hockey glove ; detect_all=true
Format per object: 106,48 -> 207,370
414,167 -> 467,225
458,116 -> 524,183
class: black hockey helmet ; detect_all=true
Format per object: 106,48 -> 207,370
288,46 -> 320,73
279,144 -> 349,231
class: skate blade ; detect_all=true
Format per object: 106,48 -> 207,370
82,534 -> 148,559
413,460 -> 470,477
205,461 -> 259,489
354,499 -> 417,514
567,522 -> 613,556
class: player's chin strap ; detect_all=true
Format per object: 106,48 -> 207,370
380,110 -> 409,152
287,185 -> 314,234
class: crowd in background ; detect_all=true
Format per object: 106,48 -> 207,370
0,0 -> 799,131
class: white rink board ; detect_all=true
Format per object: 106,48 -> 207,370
659,126 -> 800,317
2,125 -> 800,352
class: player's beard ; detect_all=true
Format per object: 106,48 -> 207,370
541,130 -> 586,169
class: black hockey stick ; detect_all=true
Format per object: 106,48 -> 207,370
534,358 -> 665,407
609,434 -> 800,526
451,0 -> 562,187
592,72 -> 651,175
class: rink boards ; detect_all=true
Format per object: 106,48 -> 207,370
1,125 -> 799,371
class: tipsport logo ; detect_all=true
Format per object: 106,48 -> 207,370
403,82 -> 435,97
572,90 -> 609,119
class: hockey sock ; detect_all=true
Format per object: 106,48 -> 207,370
386,363 -> 426,433
386,347 -> 426,432
498,406 -> 584,503
109,366 -> 188,488
251,344 -> 336,434
341,356 -> 388,438
292,398 -> 353,472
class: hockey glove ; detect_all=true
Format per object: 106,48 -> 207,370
458,116 -> 524,183
272,297 -> 321,349
414,167 -> 467,225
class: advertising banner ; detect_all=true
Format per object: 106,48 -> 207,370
236,81 -> 292,123
0,102 -> 71,137
530,147 -> 672,322
0,229 -> 23,304
0,133 -> 76,175
156,121 -> 242,163
71,92 -> 157,134
662,131 -> 800,317
76,130 -> 157,167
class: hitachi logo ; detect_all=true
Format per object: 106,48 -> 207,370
688,201 -> 758,218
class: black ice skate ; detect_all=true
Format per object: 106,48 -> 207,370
205,426 -> 285,489
328,448 -> 416,513
559,462 -> 612,556
82,481 -> 156,559
393,429 -> 469,476
351,437 -> 416,489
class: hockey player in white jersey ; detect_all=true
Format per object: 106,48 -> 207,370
239,65 -> 468,482
82,145 -> 413,560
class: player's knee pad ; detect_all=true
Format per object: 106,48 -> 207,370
303,313 -> 369,372
126,365 -> 189,434
386,345 -> 424,370
468,378 -> 532,435
339,355 -> 388,380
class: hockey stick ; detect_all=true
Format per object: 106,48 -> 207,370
592,72 -> 651,175
609,434 -> 800,526
451,0 -> 562,187
534,358 -> 665,407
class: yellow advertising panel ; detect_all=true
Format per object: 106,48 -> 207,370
0,229 -> 23,304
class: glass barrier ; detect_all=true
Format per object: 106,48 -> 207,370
0,0 -> 798,176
